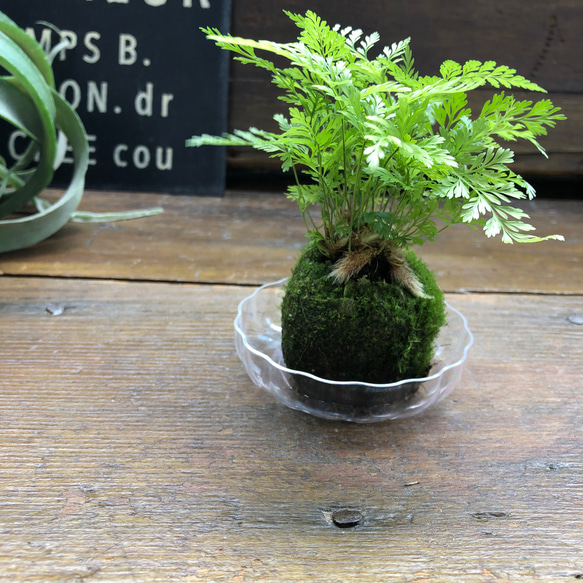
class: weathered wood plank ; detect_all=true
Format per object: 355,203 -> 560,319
420,197 -> 583,294
227,0 -> 583,177
227,82 -> 582,159
0,277 -> 581,581
510,153 -> 583,177
0,191 -> 580,294
231,0 -> 583,92
0,190 -> 306,286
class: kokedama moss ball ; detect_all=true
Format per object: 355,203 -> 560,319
281,246 -> 446,384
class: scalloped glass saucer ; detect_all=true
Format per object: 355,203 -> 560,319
234,279 -> 473,423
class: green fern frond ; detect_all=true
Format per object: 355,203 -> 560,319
188,10 -> 565,248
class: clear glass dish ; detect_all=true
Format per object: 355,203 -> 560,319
234,279 -> 473,423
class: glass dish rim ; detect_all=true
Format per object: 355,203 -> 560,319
234,278 -> 474,389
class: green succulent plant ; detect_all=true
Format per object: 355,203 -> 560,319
0,11 -> 162,253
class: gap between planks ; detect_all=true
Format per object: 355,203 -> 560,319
2,272 -> 582,297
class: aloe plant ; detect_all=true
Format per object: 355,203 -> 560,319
0,11 -> 162,253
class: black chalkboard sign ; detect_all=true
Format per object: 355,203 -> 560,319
0,0 -> 231,195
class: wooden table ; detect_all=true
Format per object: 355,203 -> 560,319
1,190 -> 582,582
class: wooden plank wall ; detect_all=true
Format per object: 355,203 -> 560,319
227,0 -> 583,179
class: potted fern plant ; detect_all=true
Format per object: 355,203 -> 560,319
188,11 -> 565,421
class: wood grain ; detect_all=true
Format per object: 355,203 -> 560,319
0,277 -> 582,582
228,84 -> 582,156
227,83 -> 583,176
231,0 -> 583,92
227,0 -> 583,177
1,191 -> 581,294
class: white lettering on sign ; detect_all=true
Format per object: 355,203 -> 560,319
88,134 -> 98,166
113,144 -> 173,170
83,32 -> 101,63
26,27 -> 52,54
58,30 -> 78,60
87,82 -> 108,113
54,78 -> 173,119
9,131 -> 97,167
133,145 -> 150,168
113,144 -> 129,167
57,79 -> 109,113
119,34 -> 138,65
8,131 -> 28,161
86,0 -> 209,7
59,79 -> 82,110
25,27 -> 77,61
26,28 -> 103,64
160,93 -> 174,118
156,147 -> 173,169
135,84 -> 175,118
62,135 -> 98,166
135,83 -> 154,116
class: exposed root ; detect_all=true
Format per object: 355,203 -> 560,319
387,252 -> 432,299
329,245 -> 432,299
329,247 -> 380,284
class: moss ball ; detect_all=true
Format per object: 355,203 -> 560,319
281,246 -> 446,384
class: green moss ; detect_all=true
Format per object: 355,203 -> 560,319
281,246 -> 446,384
